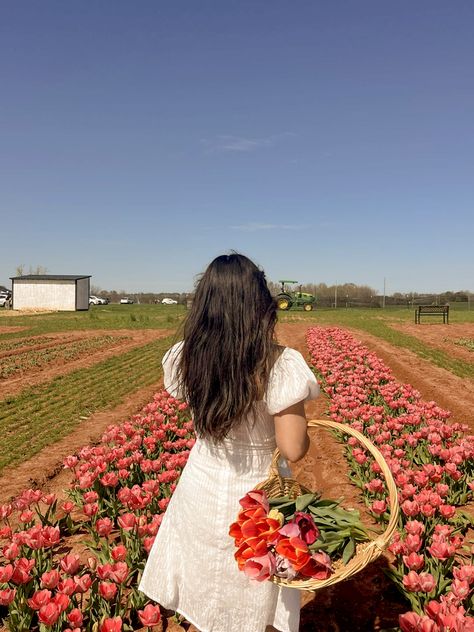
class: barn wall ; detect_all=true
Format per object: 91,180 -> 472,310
13,280 -> 76,311
76,277 -> 90,310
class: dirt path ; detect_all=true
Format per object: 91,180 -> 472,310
345,327 -> 474,432
0,328 -> 173,398
389,321 -> 474,364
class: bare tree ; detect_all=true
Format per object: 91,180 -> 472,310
15,264 -> 25,276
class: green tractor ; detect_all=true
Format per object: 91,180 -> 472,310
276,280 -> 316,311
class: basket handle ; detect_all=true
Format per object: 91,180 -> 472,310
269,418 -> 400,551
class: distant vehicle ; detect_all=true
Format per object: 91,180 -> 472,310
162,298 -> 178,305
99,297 -> 109,305
0,295 -> 9,307
276,280 -> 316,311
89,295 -> 102,305
120,297 -> 134,304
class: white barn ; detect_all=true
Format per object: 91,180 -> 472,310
10,275 -> 91,311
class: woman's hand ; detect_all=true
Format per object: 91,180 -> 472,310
273,400 -> 310,463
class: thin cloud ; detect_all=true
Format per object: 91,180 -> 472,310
229,222 -> 307,232
201,132 -> 294,153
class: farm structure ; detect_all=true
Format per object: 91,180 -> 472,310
10,274 -> 91,311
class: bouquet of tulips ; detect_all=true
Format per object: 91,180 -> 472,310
229,489 -> 369,583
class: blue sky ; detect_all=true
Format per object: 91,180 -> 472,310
1,1 -> 473,293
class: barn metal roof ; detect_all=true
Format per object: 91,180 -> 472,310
10,275 -> 91,281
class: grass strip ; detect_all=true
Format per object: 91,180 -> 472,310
0,336 -> 173,471
279,310 -> 474,379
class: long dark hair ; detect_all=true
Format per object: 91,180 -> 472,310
178,253 -> 278,442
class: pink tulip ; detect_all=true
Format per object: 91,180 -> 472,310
60,553 -> 81,575
28,589 -> 52,610
402,552 -> 424,571
100,616 -> 123,632
96,517 -> 113,537
138,603 -> 162,627
68,608 -> 84,627
371,500 -> 387,515
402,571 -> 421,592
111,544 -> 128,561
109,561 -> 128,584
405,534 -> 422,553
239,490 -> 270,513
11,557 -> 35,584
0,588 -> 16,606
438,504 -> 456,519
53,592 -> 70,613
38,602 -> 60,625
243,552 -> 276,581
453,564 -> 474,584
41,569 -> 60,590
418,573 -> 436,593
99,581 -> 118,600
450,579 -> 469,600
117,513 -> 136,531
0,564 -> 13,583
427,540 -> 455,561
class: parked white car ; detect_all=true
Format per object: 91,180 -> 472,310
120,297 -> 134,304
162,298 -> 178,305
0,295 -> 9,307
89,295 -> 102,305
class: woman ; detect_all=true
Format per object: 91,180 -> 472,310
139,253 -> 319,632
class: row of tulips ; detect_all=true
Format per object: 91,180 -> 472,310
0,390 -> 195,631
306,327 -> 474,632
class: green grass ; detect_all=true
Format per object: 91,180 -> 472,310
278,307 -> 474,379
0,335 -> 173,472
0,303 -> 185,339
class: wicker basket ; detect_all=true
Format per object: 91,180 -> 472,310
253,418 -> 400,591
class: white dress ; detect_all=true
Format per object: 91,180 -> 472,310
139,343 -> 320,632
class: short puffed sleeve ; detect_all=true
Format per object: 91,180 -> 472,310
162,341 -> 185,400
264,347 -> 320,415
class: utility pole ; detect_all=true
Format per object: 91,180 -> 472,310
383,277 -> 386,309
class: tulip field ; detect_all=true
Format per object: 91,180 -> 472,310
0,306 -> 473,631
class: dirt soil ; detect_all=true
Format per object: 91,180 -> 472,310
344,327 -> 474,433
0,328 -> 173,398
389,321 -> 474,365
1,322 -> 472,630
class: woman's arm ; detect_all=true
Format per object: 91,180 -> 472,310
273,400 -> 310,463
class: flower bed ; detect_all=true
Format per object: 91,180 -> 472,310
1,327 -> 473,631
0,390 -> 194,631
306,327 -> 474,631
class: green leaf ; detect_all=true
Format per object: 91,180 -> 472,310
342,538 -> 356,564
295,493 -> 319,512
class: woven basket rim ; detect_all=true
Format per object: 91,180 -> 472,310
251,418 -> 400,592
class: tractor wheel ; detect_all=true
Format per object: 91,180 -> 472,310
303,303 -> 313,312
277,295 -> 292,310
